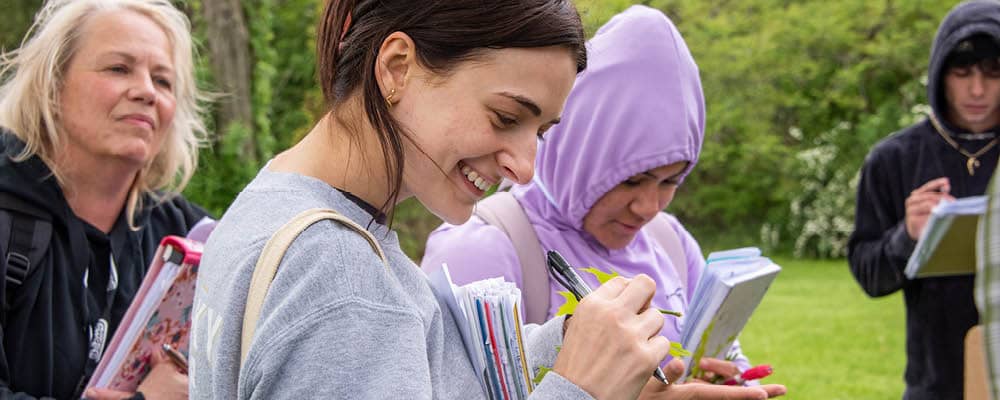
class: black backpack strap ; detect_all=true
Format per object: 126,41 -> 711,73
5,213 -> 35,286
0,193 -> 52,318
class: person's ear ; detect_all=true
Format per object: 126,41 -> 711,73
375,31 -> 417,107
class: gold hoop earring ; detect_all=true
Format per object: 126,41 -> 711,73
385,88 -> 396,108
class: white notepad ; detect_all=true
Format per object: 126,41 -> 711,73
905,196 -> 985,279
679,248 -> 780,381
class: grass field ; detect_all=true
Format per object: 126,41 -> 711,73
739,257 -> 906,399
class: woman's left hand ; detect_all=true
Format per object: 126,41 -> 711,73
637,359 -> 786,399
84,350 -> 188,400
691,357 -> 740,384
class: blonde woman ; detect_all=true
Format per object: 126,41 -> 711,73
0,0 -> 209,398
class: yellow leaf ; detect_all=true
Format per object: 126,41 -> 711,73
669,341 -> 691,358
533,366 -> 552,386
555,291 -> 578,316
581,266 -> 620,284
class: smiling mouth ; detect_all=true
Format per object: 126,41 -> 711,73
460,162 -> 493,191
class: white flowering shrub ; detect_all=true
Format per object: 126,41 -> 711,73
773,75 -> 930,258
780,124 -> 858,258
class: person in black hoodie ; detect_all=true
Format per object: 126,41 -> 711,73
848,1 -> 1000,399
0,0 -> 210,399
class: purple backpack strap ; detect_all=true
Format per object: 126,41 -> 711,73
473,192 -> 550,324
644,212 -> 688,292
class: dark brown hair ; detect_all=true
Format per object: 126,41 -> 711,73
317,0 -> 587,221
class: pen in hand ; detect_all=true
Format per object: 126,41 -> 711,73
545,250 -> 670,385
161,343 -> 189,374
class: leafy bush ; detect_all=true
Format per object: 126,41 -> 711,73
0,0 -> 962,260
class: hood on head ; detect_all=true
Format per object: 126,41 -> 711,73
524,5 -> 704,229
927,0 -> 1000,122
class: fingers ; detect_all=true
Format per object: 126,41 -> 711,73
906,192 -> 954,212
151,346 -> 167,365
664,358 -> 686,383
83,388 -> 134,400
646,335 -> 671,368
906,180 -> 954,212
679,384 -> 769,400
905,186 -> 956,239
638,307 -> 666,338
760,384 -> 787,398
699,357 -> 741,379
592,276 -> 629,299
618,274 -> 657,312
914,177 -> 950,194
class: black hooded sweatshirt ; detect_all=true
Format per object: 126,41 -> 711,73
0,131 -> 208,399
847,1 -> 1000,399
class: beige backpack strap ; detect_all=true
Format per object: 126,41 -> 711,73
645,212 -> 688,292
473,192 -> 550,324
240,208 -> 387,367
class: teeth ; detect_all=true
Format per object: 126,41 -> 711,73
460,163 -> 490,191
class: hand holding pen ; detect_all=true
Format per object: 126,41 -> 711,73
162,343 -> 189,374
83,345 -> 189,400
545,250 -> 674,400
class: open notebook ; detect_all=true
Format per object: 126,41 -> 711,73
679,247 -> 780,381
86,218 -> 215,391
428,264 -> 534,400
904,195 -> 985,279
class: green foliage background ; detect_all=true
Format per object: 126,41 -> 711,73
0,0 -> 961,259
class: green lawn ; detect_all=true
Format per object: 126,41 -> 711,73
738,257 -> 906,399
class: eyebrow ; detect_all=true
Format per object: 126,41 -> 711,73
499,92 -> 540,116
499,92 -> 562,125
641,169 -> 684,180
101,51 -> 175,74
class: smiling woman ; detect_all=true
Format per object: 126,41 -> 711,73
184,0 -> 755,399
0,0 -> 210,399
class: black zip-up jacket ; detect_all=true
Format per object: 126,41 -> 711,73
847,1 -> 1000,399
0,131 -> 208,399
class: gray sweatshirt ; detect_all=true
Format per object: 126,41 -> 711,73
189,167 -> 593,399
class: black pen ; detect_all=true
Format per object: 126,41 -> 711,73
545,250 -> 670,385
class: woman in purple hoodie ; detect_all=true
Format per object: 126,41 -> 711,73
422,5 -> 786,397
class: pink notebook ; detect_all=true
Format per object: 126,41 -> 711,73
86,234 -> 205,391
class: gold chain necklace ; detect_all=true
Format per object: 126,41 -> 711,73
928,112 -> 1000,176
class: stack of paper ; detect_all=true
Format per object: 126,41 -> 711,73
679,247 -> 780,381
87,218 -> 215,391
428,265 -> 533,400
905,196 -> 986,279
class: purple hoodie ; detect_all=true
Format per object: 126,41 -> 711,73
422,5 -> 747,367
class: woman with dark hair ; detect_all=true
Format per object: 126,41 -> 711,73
190,1 -> 775,399
0,0 -> 209,398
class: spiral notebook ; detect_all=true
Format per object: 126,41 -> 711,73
86,218 -> 215,391
428,264 -> 534,400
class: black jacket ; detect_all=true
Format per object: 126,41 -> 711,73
847,1 -> 1000,399
0,132 -> 208,399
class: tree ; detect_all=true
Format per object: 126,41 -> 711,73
200,0 -> 255,157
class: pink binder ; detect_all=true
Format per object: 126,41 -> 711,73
86,235 -> 204,391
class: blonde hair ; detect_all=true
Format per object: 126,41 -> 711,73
0,0 -> 207,226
